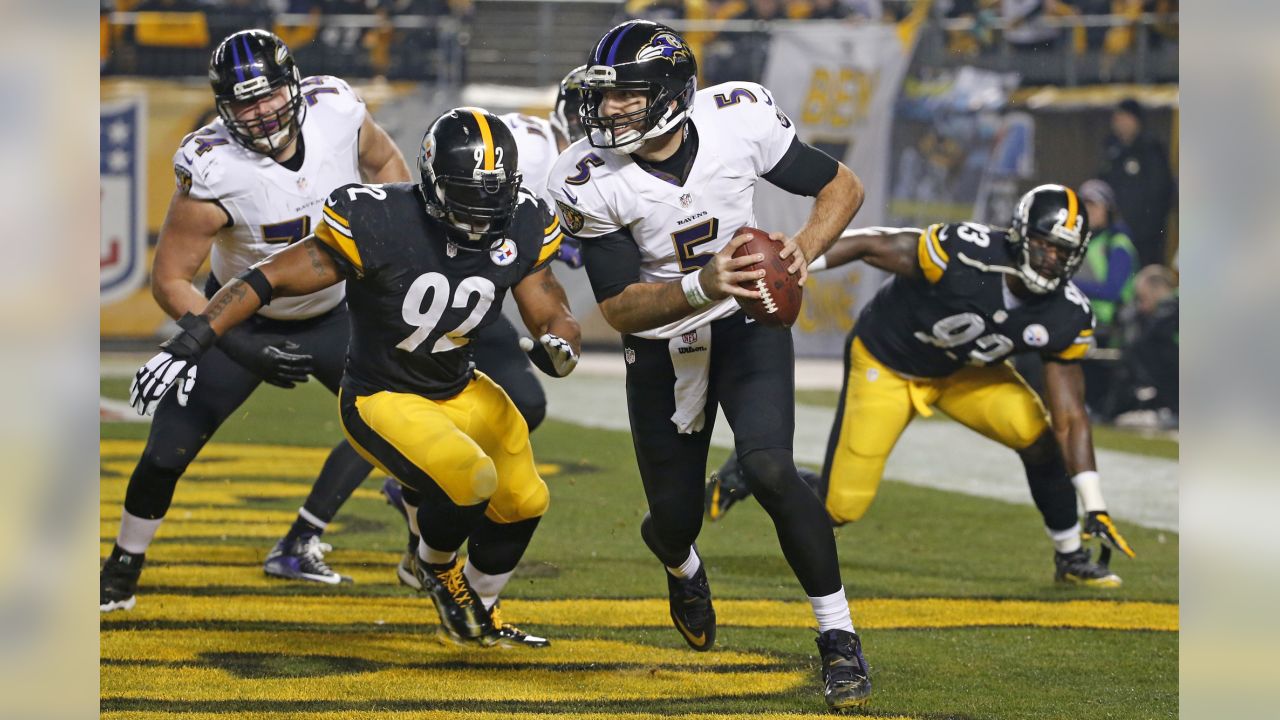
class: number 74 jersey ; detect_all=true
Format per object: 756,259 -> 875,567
856,222 -> 1097,378
313,182 -> 563,399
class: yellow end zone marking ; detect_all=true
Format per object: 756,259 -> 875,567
103,594 -> 1177,632
104,707 -> 916,712
98,543 -> 402,567
101,664 -> 804,703
101,630 -> 778,668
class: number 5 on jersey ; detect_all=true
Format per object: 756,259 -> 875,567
397,272 -> 496,353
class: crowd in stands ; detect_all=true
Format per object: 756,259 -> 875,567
938,0 -> 1178,59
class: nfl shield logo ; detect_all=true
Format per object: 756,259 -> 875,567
624,347 -> 636,364
679,193 -> 692,208
101,97 -> 147,306
682,331 -> 698,344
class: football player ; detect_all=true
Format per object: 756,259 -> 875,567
710,185 -> 1138,586
379,66 -> 593,587
548,21 -> 872,710
101,30 -> 412,612
130,106 -> 581,648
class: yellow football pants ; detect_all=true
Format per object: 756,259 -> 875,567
825,337 -> 1051,524
339,372 -> 549,524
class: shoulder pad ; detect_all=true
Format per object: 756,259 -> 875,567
173,124 -> 236,200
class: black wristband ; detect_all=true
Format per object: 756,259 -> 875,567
159,312 -> 218,359
234,266 -> 274,306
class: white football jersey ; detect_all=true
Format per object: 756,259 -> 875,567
547,81 -> 796,340
171,75 -> 367,320
501,112 -> 560,205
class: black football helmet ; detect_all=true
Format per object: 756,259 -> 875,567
418,107 -> 523,249
581,20 -> 698,154
550,65 -> 589,145
209,29 -> 304,155
1009,184 -> 1092,294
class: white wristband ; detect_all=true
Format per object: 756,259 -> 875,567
681,271 -> 714,310
1071,471 -> 1106,513
808,254 -> 829,272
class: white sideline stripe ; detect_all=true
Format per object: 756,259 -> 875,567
542,373 -> 1178,533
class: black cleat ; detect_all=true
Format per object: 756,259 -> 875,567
414,555 -> 494,643
1054,547 -> 1122,588
816,628 -> 872,710
100,544 -> 144,613
484,601 -> 551,648
665,565 -> 717,651
704,453 -> 752,522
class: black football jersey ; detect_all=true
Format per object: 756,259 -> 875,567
314,182 -> 563,398
855,222 -> 1096,378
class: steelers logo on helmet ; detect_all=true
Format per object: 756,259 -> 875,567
1008,184 -> 1092,294
417,107 -> 523,250
581,20 -> 698,155
209,29 -> 305,156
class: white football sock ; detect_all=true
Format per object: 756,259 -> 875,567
418,539 -> 456,566
1047,522 -> 1083,554
810,587 -> 855,633
116,511 -> 163,555
463,558 -> 515,611
666,547 -> 702,579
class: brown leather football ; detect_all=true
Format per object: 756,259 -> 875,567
731,226 -> 802,327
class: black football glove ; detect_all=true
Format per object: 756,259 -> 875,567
217,326 -> 314,388
129,313 -> 217,416
519,334 -> 578,377
1082,510 -> 1136,565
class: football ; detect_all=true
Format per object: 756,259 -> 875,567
731,226 -> 803,327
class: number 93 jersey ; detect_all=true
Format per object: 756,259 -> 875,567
856,222 -> 1097,378
172,75 -> 367,321
313,183 -> 564,399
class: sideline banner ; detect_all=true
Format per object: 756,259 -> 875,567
101,97 -> 147,306
756,20 -> 918,357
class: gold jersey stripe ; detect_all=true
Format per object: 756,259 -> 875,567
537,232 -> 563,264
1055,341 -> 1091,361
544,215 -> 560,236
315,221 -> 363,271
322,204 -> 350,228
918,224 -> 947,283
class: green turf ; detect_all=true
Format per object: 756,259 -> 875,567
100,377 -> 1178,718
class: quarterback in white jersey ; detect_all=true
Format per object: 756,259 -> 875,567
548,21 -> 874,713
101,30 -> 411,613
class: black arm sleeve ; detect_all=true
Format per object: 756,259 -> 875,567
580,227 -> 642,303
762,136 -> 839,197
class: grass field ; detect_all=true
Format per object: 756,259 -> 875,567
100,376 -> 1178,719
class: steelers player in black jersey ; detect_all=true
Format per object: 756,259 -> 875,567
707,184 -> 1137,586
130,107 -> 582,647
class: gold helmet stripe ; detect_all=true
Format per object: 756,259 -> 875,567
467,108 -> 496,171
1064,186 -> 1079,231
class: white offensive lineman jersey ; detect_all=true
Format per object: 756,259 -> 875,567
172,75 -> 367,320
547,81 -> 796,340
500,112 -> 560,205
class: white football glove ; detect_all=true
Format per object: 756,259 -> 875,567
129,351 -> 199,416
519,333 -> 578,377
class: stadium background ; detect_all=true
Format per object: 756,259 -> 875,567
98,2 -> 1179,718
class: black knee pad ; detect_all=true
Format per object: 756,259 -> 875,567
737,448 -> 797,504
1017,431 -> 1059,465
123,453 -> 187,520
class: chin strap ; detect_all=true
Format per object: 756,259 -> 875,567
954,251 -> 1056,294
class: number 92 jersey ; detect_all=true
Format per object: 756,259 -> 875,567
313,183 -> 564,399
172,75 -> 366,321
856,222 -> 1097,378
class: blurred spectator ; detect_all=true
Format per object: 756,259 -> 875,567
1072,178 -> 1138,413
624,0 -> 687,22
1108,264 -> 1178,426
207,0 -> 273,41
1074,178 -> 1137,343
1099,97 -> 1174,267
805,0 -> 854,20
1001,0 -> 1061,52
941,0 -> 1000,55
